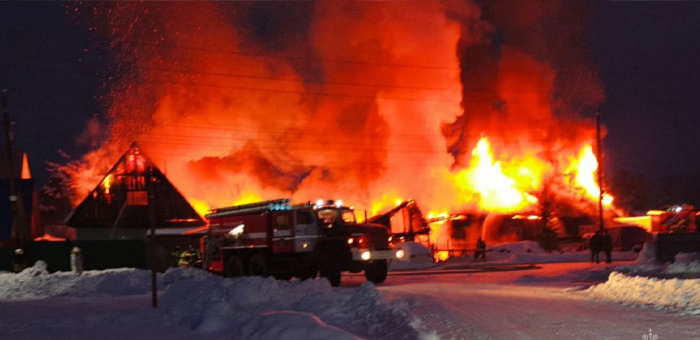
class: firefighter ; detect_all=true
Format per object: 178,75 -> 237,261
71,247 -> 84,275
178,245 -> 198,268
474,237 -> 487,262
12,248 -> 28,273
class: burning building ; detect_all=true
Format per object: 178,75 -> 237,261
65,142 -> 204,240
61,2 -> 618,247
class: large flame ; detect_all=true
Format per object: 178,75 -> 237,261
568,145 -> 614,207
63,1 -> 615,222
456,137 -> 538,212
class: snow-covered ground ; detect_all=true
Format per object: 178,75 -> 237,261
1,242 -> 698,339
0,263 -> 419,339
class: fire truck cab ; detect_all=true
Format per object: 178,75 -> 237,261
312,199 -> 397,285
203,198 -> 399,286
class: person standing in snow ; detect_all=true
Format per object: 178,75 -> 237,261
589,231 -> 602,264
601,230 -> 613,263
12,248 -> 28,273
474,237 -> 487,262
178,246 -> 197,268
71,247 -> 84,275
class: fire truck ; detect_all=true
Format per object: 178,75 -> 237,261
202,198 -> 401,286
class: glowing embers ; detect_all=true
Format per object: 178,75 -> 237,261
567,145 -> 614,206
457,137 -> 538,213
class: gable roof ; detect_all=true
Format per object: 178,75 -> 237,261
65,142 -> 205,229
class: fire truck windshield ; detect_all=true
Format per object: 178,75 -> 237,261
317,208 -> 356,225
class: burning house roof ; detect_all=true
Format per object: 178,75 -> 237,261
65,142 -> 205,230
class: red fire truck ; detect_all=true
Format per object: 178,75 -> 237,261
202,198 -> 401,286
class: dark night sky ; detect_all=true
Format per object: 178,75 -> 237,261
1,2 -> 698,202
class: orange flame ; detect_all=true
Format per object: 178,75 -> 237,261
568,145 -> 614,207
102,174 -> 112,195
455,137 -> 539,213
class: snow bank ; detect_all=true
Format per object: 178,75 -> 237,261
159,272 -> 419,339
1,264 -> 422,339
665,252 -> 700,276
583,272 -> 700,314
615,245 -> 700,279
0,261 -> 155,299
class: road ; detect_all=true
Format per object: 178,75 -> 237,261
348,263 -> 700,340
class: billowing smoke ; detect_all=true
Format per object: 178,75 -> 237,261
63,0 -> 611,222
64,1 -> 463,215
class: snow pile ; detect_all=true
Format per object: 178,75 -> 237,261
390,241 -> 436,271
0,261 -> 154,299
583,272 -> 700,314
633,242 -> 659,265
1,265 -> 423,339
159,272 -> 420,339
665,252 -> 700,276
615,246 -> 700,278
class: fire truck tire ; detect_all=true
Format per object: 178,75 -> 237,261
321,269 -> 341,287
249,254 -> 269,277
299,268 -> 318,281
364,260 -> 388,284
225,256 -> 245,278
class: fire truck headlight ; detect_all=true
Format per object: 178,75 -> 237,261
302,242 -> 309,249
361,251 -> 371,261
395,249 -> 405,259
316,199 -> 324,207
347,237 -> 354,245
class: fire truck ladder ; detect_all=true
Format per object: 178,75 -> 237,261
207,198 -> 291,218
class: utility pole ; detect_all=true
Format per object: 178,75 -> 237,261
596,112 -> 605,231
148,164 -> 158,308
2,90 -> 29,245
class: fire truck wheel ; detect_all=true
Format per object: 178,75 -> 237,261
299,268 -> 318,281
225,256 -> 245,278
321,269 -> 341,287
249,254 -> 269,277
364,260 -> 388,284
